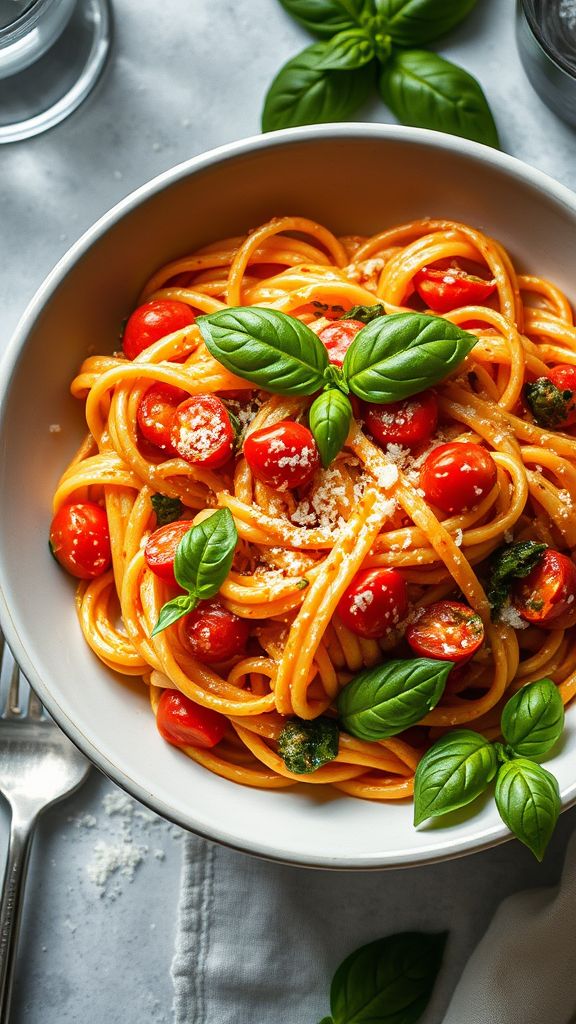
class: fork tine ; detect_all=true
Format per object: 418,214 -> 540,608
27,689 -> 44,720
4,662 -> 21,719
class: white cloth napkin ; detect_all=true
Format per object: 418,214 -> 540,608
171,831 -> 576,1024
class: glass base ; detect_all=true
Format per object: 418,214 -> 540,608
0,0 -> 112,143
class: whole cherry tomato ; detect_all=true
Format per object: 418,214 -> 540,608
49,502 -> 111,579
420,442 -> 497,514
414,266 -> 496,313
243,420 -> 320,490
513,549 -> 576,629
363,391 -> 438,450
316,319 -> 364,367
137,383 -> 188,454
183,600 -> 250,663
337,568 -> 408,639
170,395 -> 235,468
406,600 -> 484,663
123,299 -> 196,360
145,520 -> 191,585
156,689 -> 227,749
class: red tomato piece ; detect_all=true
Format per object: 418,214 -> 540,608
337,568 -> 408,639
170,395 -> 235,468
123,299 -> 196,360
243,420 -> 320,490
414,266 -> 496,313
420,442 -> 497,514
183,600 -> 250,663
513,549 -> 576,629
49,502 -> 111,580
316,319 -> 364,367
363,391 -> 438,450
156,689 -> 227,749
406,600 -> 484,663
137,383 -> 188,454
547,365 -> 576,427
145,520 -> 191,585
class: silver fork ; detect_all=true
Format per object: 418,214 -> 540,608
0,635 -> 90,1020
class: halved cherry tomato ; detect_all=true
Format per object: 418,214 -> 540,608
49,502 -> 111,579
547,365 -> 576,427
316,319 -> 364,367
156,689 -> 227,749
170,395 -> 235,468
145,520 -> 191,585
420,442 -> 497,514
183,600 -> 250,663
243,420 -> 320,490
363,391 -> 438,450
337,568 -> 408,639
406,600 -> 484,663
123,299 -> 196,360
512,549 -> 576,629
414,266 -> 496,313
137,383 -> 188,454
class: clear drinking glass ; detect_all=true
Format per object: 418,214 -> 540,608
0,0 -> 112,143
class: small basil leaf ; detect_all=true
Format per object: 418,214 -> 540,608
375,0 -> 477,45
342,312 -> 476,404
262,42 -> 373,132
309,390 -> 352,468
174,508 -> 238,599
340,303 -> 386,324
487,541 -> 547,619
278,717 -> 339,774
495,759 -> 560,861
338,658 -> 451,741
414,730 -> 498,826
278,0 -> 370,38
330,932 -> 447,1024
198,307 -> 328,395
150,493 -> 184,528
151,594 -> 197,636
525,377 -> 575,428
314,28 -> 375,70
501,679 -> 565,759
379,50 -> 499,149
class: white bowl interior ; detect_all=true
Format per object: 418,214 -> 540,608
2,126 -> 576,867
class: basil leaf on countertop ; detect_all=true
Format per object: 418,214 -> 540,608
278,717 -> 339,773
198,307 -> 328,395
262,42 -> 374,132
314,28 -> 375,70
278,0 -> 370,38
338,657 -> 451,741
375,0 -> 477,45
340,302 -> 386,324
501,679 -> 565,760
151,493 -> 184,528
487,540 -> 547,619
414,730 -> 499,826
309,389 -> 352,468
495,758 -> 560,861
342,312 -> 476,404
329,932 -> 447,1024
379,50 -> 499,149
151,593 -> 197,636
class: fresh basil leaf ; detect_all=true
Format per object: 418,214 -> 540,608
151,593 -> 197,636
314,28 -> 375,70
278,0 -> 370,38
174,509 -> 238,599
379,50 -> 499,148
525,377 -> 575,428
262,42 -> 373,132
198,307 -> 328,395
414,730 -> 498,826
495,758 -> 560,861
318,1018 -> 334,1024
342,312 -> 476,404
487,541 -> 547,619
340,303 -> 386,324
330,932 -> 447,1024
338,658 -> 451,741
309,390 -> 352,468
375,0 -> 477,45
501,679 -> 565,759
150,493 -> 184,528
278,717 -> 339,773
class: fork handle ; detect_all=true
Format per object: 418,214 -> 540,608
0,814 -> 36,1020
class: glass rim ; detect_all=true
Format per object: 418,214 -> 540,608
0,0 -> 66,43
519,0 -> 576,80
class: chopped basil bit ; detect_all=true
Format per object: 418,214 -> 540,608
340,303 -> 386,324
278,717 -> 339,774
525,377 -> 574,428
487,541 -> 547,619
151,493 -> 184,527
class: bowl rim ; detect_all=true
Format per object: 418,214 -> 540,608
2,122 -> 576,869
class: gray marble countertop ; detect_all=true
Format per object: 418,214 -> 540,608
1,0 -> 576,1020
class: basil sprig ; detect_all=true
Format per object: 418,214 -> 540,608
338,657 -> 451,740
495,759 -> 560,863
151,509 -> 238,635
278,717 -> 339,773
309,390 -> 352,468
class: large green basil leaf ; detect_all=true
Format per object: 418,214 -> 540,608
279,0 -> 370,38
262,42 -> 373,132
338,658 -> 451,741
375,0 -> 477,45
414,730 -> 498,826
314,28 -> 375,70
330,932 -> 447,1024
379,50 -> 499,148
198,307 -> 328,394
309,389 -> 352,468
278,717 -> 339,773
342,312 -> 476,403
501,679 -> 565,759
495,759 -> 560,861
174,508 -> 238,599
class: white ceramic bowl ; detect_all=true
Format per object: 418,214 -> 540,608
2,124 -> 576,869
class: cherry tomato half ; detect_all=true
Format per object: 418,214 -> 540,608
363,391 -> 438,451
137,383 -> 188,454
316,319 -> 364,368
414,266 -> 496,313
123,299 -> 196,360
337,568 -> 408,639
170,395 -> 235,468
243,420 -> 320,490
513,549 -> 576,629
49,502 -> 111,580
156,689 -> 227,749
183,600 -> 250,663
145,520 -> 191,585
420,442 -> 497,515
547,365 -> 576,427
406,600 -> 484,663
